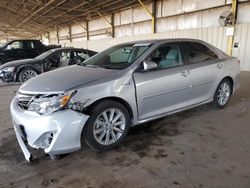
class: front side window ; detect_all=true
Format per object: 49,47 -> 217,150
182,42 -> 218,64
142,43 -> 183,71
44,50 -> 71,70
6,41 -> 23,50
81,43 -> 152,70
58,51 -> 71,67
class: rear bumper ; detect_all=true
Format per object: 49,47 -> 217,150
10,97 -> 89,161
233,73 -> 240,94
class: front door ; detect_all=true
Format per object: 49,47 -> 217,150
23,40 -> 41,59
4,41 -> 25,62
133,43 -> 191,120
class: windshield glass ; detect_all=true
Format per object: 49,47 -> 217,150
80,43 -> 152,70
35,49 -> 57,60
0,42 -> 7,48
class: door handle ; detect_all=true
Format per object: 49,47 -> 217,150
181,70 -> 190,77
217,63 -> 223,69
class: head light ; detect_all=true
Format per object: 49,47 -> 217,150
2,67 -> 15,72
28,92 -> 74,115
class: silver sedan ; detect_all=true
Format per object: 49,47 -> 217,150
10,39 -> 240,161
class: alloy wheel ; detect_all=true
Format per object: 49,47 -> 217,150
22,70 -> 37,82
93,108 -> 126,145
217,82 -> 231,106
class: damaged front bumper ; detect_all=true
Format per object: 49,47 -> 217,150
0,70 -> 15,82
10,97 -> 89,161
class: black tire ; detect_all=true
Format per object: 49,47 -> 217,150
19,68 -> 38,82
213,79 -> 232,109
83,100 -> 130,151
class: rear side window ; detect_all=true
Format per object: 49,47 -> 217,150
182,42 -> 218,64
73,51 -> 90,63
25,41 -> 35,49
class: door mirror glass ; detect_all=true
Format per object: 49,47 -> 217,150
143,60 -> 158,71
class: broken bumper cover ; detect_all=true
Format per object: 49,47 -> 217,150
10,97 -> 89,161
0,70 -> 14,82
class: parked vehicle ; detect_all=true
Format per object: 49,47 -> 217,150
0,47 -> 97,82
10,39 -> 240,161
0,39 -> 61,65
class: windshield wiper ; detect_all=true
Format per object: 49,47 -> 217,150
79,62 -> 103,68
85,64 -> 102,68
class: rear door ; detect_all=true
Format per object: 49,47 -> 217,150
133,42 -> 191,120
24,40 -> 42,58
181,42 -> 224,104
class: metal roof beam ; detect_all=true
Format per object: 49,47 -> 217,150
15,0 -> 57,28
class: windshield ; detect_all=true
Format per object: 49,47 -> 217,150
80,43 -> 152,70
0,42 -> 7,48
35,49 -> 57,60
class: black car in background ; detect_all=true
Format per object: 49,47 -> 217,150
0,39 -> 61,65
0,47 -> 97,82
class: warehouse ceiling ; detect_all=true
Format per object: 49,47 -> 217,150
0,0 -> 149,39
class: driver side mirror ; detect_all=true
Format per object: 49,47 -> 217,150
143,60 -> 158,71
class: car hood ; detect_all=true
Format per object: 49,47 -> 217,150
19,65 -> 119,94
0,59 -> 39,69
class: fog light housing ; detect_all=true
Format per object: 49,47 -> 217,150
35,131 -> 56,149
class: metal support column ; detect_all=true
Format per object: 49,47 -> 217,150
97,11 -> 114,37
47,32 -> 50,44
111,13 -> 115,38
86,20 -> 89,41
226,0 -> 238,55
152,0 -> 156,34
56,28 -> 59,44
138,0 -> 156,33
58,26 -> 71,41
69,25 -> 72,42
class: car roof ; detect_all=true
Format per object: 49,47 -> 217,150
8,39 -> 41,42
49,47 -> 96,52
120,38 -> 207,45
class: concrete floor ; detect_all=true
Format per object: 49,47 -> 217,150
0,72 -> 250,188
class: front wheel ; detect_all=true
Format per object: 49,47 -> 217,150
19,68 -> 38,82
213,79 -> 232,109
83,100 -> 130,151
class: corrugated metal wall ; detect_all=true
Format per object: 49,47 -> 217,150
42,0 -> 250,71
67,26 -> 228,52
233,23 -> 250,71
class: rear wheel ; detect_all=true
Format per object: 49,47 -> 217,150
83,100 -> 130,151
19,68 -> 38,82
213,79 -> 232,109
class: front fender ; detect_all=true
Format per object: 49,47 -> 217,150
15,65 -> 43,81
70,75 -> 138,125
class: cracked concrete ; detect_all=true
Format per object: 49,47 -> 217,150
0,72 -> 250,188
